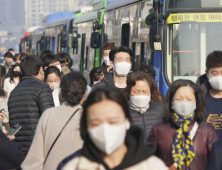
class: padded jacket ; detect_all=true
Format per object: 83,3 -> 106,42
8,76 -> 54,155
129,102 -> 164,142
146,120 -> 218,170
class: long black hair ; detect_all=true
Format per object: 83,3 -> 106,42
164,79 -> 205,123
80,87 -> 131,141
10,63 -> 21,83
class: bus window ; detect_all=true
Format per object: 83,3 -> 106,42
85,46 -> 89,70
122,23 -> 130,47
80,34 -> 86,73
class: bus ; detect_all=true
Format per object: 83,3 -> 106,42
147,0 -> 222,96
44,12 -> 72,54
22,27 -> 39,54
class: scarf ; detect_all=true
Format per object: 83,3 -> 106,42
171,113 -> 195,169
129,101 -> 149,114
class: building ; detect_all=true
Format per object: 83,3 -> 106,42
0,0 -> 93,53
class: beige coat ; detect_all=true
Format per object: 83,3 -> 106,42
21,102 -> 83,170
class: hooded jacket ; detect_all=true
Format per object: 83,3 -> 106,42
8,76 -> 54,155
57,126 -> 168,170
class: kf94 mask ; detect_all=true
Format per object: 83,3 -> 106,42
208,75 -> 222,91
103,56 -> 110,66
130,95 -> 151,108
113,62 -> 131,76
88,120 -> 130,155
172,101 -> 196,117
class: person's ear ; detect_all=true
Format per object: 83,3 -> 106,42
206,70 -> 209,79
80,91 -> 87,105
110,61 -> 114,67
44,67 -> 47,71
40,67 -> 44,75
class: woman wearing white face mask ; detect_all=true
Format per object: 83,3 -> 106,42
45,66 -> 62,106
123,71 -> 164,142
147,80 -> 218,170
58,87 -> 168,170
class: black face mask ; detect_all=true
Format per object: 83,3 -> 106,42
12,71 -> 21,77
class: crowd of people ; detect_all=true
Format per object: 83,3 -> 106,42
0,45 -> 222,170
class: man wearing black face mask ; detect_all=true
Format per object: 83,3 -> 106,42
4,52 -> 14,79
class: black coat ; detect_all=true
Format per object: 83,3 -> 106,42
0,130 -> 24,170
129,102 -> 164,141
206,141 -> 222,170
8,76 -> 54,155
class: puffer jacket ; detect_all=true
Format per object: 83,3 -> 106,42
146,119 -> 218,170
8,76 -> 54,155
130,102 -> 164,141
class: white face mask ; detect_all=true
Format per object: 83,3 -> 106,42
88,120 -> 130,155
208,75 -> 222,91
113,62 -> 131,76
57,65 -> 62,72
172,101 -> 196,117
130,95 -> 151,108
48,82 -> 60,91
103,56 -> 110,66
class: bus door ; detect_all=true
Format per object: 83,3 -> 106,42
122,23 -> 130,47
80,34 -> 86,74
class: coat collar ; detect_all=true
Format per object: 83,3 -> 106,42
22,76 -> 43,83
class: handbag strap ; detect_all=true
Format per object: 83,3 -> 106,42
44,108 -> 80,165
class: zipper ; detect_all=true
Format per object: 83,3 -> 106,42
142,113 -> 148,140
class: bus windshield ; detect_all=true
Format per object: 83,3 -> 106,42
167,20 -> 222,82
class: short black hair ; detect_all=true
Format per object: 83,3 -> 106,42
8,48 -> 14,52
90,67 -> 104,85
42,53 -> 58,69
20,53 -> 28,61
80,87 -> 131,141
164,79 -> 205,124
57,52 -> 70,64
60,71 -> 87,107
13,54 -> 20,62
109,46 -> 132,62
206,51 -> 222,72
134,64 -> 156,80
20,55 -> 42,76
45,66 -> 61,82
4,52 -> 13,59
40,50 -> 53,59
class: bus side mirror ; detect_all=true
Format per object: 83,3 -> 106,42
149,23 -> 165,51
90,32 -> 100,49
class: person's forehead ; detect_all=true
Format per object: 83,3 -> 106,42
209,67 -> 222,71
115,52 -> 130,58
103,49 -> 111,54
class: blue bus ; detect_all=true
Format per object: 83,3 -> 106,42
147,0 -> 222,96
